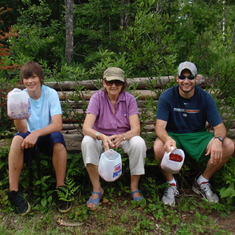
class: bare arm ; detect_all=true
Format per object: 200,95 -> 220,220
14,119 -> 28,133
205,123 -> 227,165
21,114 -> 63,149
155,119 -> 176,152
111,113 -> 140,140
213,123 -> 227,139
82,113 -> 115,151
82,113 -> 141,151
82,113 -> 100,138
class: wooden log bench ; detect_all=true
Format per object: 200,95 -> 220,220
42,75 -> 235,155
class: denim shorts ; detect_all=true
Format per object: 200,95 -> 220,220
168,131 -> 214,163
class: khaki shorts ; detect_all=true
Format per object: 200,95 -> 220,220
168,131 -> 214,163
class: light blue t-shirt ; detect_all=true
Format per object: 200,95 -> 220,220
25,85 -> 62,132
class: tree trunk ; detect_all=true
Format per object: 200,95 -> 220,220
120,0 -> 130,29
222,0 -> 226,42
231,22 -> 235,50
65,0 -> 74,64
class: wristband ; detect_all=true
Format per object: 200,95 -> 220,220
95,132 -> 101,139
122,134 -> 126,141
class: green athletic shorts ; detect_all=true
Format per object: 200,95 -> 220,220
168,131 -> 214,163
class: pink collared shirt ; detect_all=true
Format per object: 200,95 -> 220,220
86,90 -> 139,135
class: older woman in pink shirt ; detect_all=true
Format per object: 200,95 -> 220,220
82,67 -> 147,210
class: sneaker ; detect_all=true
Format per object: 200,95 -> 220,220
55,186 -> 72,213
162,183 -> 179,206
192,179 -> 219,203
8,190 -> 31,216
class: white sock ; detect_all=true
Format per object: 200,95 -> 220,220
197,175 -> 209,185
167,178 -> 176,186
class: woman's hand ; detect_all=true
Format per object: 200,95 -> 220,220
108,134 -> 123,149
99,134 -> 115,151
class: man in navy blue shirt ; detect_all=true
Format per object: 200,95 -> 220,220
154,61 -> 234,206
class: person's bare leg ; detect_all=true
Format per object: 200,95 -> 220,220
86,163 -> 103,210
8,136 -> 25,191
52,143 -> 67,188
130,175 -> 142,197
202,137 -> 234,179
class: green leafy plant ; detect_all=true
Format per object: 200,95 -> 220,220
56,177 -> 80,202
219,158 -> 235,204
0,145 -> 10,206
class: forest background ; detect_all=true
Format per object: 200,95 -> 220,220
1,0 -> 235,234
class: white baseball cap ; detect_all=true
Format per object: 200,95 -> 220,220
178,61 -> 197,76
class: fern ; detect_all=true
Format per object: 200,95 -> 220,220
56,176 -> 80,202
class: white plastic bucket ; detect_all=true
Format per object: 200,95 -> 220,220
98,149 -> 122,182
7,88 -> 31,120
161,147 -> 185,174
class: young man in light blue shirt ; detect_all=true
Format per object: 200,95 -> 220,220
8,62 -> 71,215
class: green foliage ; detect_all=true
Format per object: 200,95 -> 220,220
0,76 -> 19,135
120,0 -> 177,76
133,215 -> 154,231
56,177 -> 79,202
17,0 -> 53,24
204,43 -> 235,132
73,0 -> 126,65
175,1 -> 221,64
2,0 -> 235,79
67,203 -> 90,222
219,158 -> 235,204
0,145 -> 10,207
6,1 -> 65,67
8,23 -> 64,65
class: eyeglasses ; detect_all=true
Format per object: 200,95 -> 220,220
104,80 -> 124,86
178,75 -> 196,80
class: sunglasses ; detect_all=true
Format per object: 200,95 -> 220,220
178,75 -> 196,80
104,80 -> 124,86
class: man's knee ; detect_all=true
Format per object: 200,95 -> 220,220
154,139 -> 164,161
223,138 -> 235,159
